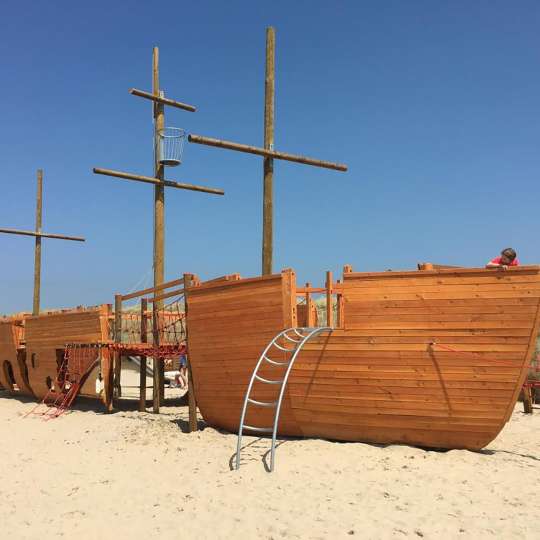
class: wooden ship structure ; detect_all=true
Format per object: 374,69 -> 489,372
2,30 -> 539,469
2,263 -> 539,451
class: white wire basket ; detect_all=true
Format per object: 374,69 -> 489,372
158,127 -> 185,166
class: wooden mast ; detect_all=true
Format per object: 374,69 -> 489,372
33,169 -> 43,315
92,46 -> 224,414
187,28 -> 347,274
262,27 -> 275,275
0,169 -> 85,315
153,46 -> 165,411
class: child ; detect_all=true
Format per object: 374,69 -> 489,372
486,248 -> 520,269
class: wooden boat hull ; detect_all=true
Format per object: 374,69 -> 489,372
187,266 -> 540,450
0,306 -> 109,400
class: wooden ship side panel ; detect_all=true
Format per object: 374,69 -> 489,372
288,266 -> 540,448
25,306 -> 109,399
188,270 -> 296,432
0,320 -> 34,396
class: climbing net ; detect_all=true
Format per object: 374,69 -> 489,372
109,292 -> 187,360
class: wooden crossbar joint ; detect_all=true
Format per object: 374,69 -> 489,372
92,168 -> 224,196
129,88 -> 196,112
0,228 -> 85,242
188,134 -> 348,172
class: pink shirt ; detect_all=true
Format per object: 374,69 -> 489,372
490,256 -> 520,266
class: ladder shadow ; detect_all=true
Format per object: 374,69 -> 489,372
229,436 -> 291,472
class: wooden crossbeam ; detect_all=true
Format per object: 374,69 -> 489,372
129,88 -> 196,112
1,169 -> 86,315
188,133 -> 348,172
0,228 -> 85,242
121,277 -> 184,301
92,167 -> 224,196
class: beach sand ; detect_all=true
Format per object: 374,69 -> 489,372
1,390 -> 539,540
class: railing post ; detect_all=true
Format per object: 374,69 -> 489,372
113,294 -> 122,402
152,300 -> 161,413
305,282 -> 313,327
326,271 -> 333,327
183,273 -> 198,432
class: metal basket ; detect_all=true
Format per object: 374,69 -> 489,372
158,127 -> 185,166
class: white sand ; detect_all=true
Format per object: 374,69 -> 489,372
1,391 -> 539,540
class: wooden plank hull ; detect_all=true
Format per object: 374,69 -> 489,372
0,307 -> 110,400
187,266 -> 540,450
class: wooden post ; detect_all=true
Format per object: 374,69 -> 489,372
326,271 -> 333,327
152,300 -> 161,413
523,386 -> 533,414
184,273 -> 198,432
337,279 -> 345,328
114,294 -> 122,401
153,46 -> 166,410
139,298 -> 148,412
262,26 -> 275,276
32,169 -> 43,316
305,282 -> 313,327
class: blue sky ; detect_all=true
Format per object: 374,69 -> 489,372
1,1 -> 539,313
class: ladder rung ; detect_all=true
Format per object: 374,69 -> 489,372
283,333 -> 302,343
247,398 -> 277,408
273,342 -> 296,352
263,355 -> 289,366
242,425 -> 273,433
254,374 -> 283,384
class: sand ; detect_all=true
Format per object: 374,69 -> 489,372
1,391 -> 539,540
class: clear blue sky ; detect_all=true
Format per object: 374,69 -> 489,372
1,1 -> 539,314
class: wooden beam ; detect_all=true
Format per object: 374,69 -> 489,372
188,133 -> 348,172
92,167 -> 224,196
262,27 -> 275,275
148,287 -> 184,303
33,169 -> 43,316
0,228 -> 85,242
121,277 -> 184,301
129,88 -> 196,113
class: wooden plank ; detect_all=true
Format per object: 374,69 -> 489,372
342,273 -> 540,288
121,278 -> 184,301
343,266 -> 540,280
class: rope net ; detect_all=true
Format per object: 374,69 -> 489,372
110,293 -> 187,360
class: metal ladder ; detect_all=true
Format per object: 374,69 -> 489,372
235,326 -> 332,472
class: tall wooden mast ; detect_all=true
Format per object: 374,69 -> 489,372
188,28 -> 347,275
93,47 -> 224,413
33,169 -> 43,315
0,169 -> 85,315
262,27 -> 275,276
